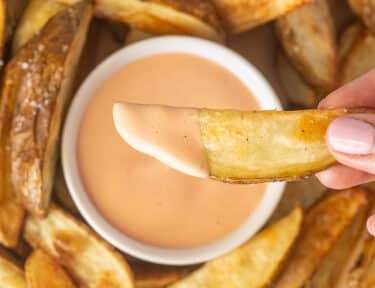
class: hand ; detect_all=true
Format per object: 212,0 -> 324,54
316,69 -> 375,236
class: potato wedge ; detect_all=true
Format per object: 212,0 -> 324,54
349,0 -> 375,34
275,0 -> 336,90
211,0 -> 313,34
274,188 -> 368,288
276,51 -> 318,109
0,251 -> 26,288
307,193 -> 371,287
7,2 -> 92,215
169,207 -> 302,288
339,26 -> 375,84
11,0 -> 66,54
25,249 -> 76,288
338,236 -> 375,288
131,262 -> 197,288
57,0 -> 224,41
24,204 -> 134,287
199,108 -> 353,183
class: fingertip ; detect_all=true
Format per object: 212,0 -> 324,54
315,167 -> 349,190
367,215 -> 375,236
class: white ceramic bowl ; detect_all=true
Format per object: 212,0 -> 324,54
62,36 -> 285,266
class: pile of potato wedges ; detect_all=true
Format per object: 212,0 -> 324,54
0,0 -> 374,287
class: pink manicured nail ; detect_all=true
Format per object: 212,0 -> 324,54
327,117 -> 375,155
367,215 -> 375,236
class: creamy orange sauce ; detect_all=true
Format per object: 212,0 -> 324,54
78,53 -> 265,248
113,103 -> 208,178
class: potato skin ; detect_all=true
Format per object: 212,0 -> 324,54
7,2 -> 92,215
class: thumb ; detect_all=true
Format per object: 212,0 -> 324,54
326,115 -> 375,175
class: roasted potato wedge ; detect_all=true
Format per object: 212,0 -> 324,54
339,26 -> 375,84
199,108 -> 353,183
274,188 -> 368,288
12,0 -> 66,53
211,0 -> 313,34
0,251 -> 26,288
57,0 -> 224,41
308,194 -> 371,287
169,207 -> 302,288
7,2 -> 92,215
131,262 -> 198,288
338,236 -> 375,287
276,51 -> 318,109
25,249 -> 76,288
24,204 -> 134,287
275,0 -> 336,90
349,0 -> 375,34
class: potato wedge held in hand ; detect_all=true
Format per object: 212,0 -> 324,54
12,0 -> 65,53
114,103 -> 358,183
212,0 -> 313,34
199,109 -> 347,183
24,204 -> 134,288
7,2 -> 92,215
275,0 -> 336,90
26,249 -> 76,288
0,252 -> 26,288
275,188 -> 368,288
169,207 -> 302,288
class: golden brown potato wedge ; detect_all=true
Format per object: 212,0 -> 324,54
274,188 -> 368,288
11,0 -> 66,54
7,2 -> 92,215
57,0 -> 224,41
211,0 -> 313,34
349,0 -> 375,34
25,249 -> 76,288
131,262 -> 198,288
199,108 -> 355,183
169,207 -> 302,288
276,51 -> 318,109
307,193 -> 371,287
339,26 -> 375,84
338,236 -> 375,288
24,204 -> 134,287
126,29 -> 153,45
275,0 -> 336,90
0,251 -> 26,288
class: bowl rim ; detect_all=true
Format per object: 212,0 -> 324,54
62,36 -> 285,266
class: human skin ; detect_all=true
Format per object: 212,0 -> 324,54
316,69 -> 375,236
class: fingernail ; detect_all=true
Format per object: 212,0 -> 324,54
367,215 -> 375,236
327,117 -> 375,155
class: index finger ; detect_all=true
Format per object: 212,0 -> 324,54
319,69 -> 375,109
